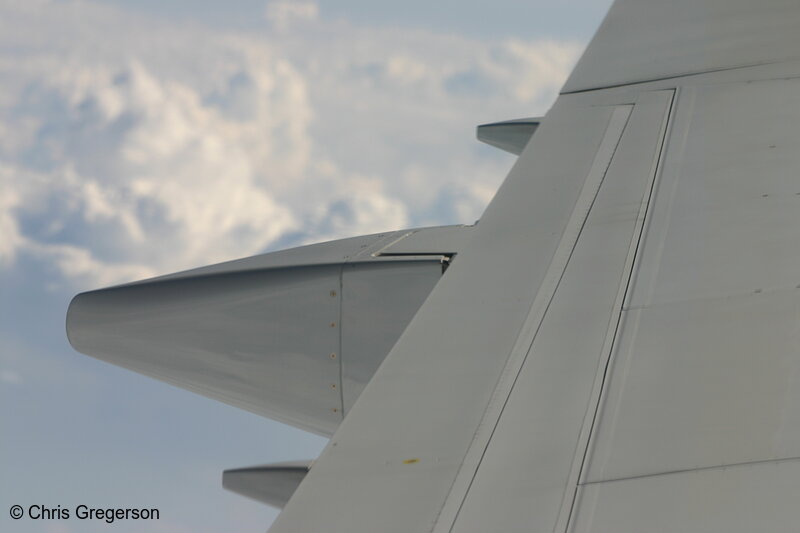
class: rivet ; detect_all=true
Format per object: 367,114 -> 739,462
330,290 -> 337,297
330,353 -> 337,359
331,383 -> 337,389
402,458 -> 420,465
330,322 -> 336,328
332,408 -> 339,413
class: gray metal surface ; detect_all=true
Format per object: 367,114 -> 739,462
69,263 -> 343,434
564,0 -> 800,93
121,231 -> 403,285
67,226 -> 470,435
448,90 -> 673,533
122,225 -> 470,286
626,79 -> 800,308
270,95 -> 622,533
341,261 -> 442,411
222,462 -> 311,509
587,290 -> 800,483
577,77 -> 800,500
268,1 -> 800,531
476,117 -> 541,155
571,460 -> 800,532
372,224 -> 473,256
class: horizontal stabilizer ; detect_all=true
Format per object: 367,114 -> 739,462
476,117 -> 542,155
223,462 -> 311,508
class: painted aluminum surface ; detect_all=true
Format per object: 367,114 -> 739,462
67,226 -> 470,435
476,117 -> 541,155
223,462 -> 311,509
270,1 -> 800,531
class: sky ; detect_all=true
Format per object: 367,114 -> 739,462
0,0 -> 611,531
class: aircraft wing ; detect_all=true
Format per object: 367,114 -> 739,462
66,0 -> 800,531
267,1 -> 800,531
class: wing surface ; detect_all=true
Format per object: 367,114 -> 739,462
563,0 -> 800,93
569,52 -> 800,533
270,1 -> 800,532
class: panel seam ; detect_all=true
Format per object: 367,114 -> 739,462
581,455 -> 800,486
430,104 -> 634,533
559,89 -> 678,533
337,263 -> 345,418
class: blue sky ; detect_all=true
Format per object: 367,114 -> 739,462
0,1 -> 611,531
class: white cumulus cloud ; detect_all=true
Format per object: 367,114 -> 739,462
0,0 -> 582,288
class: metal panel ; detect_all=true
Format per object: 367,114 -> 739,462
628,79 -> 800,308
68,225 -> 474,436
270,95 -> 622,533
476,117 -> 542,155
583,78 -> 800,485
223,462 -> 311,508
68,265 -> 344,434
449,91 -> 673,533
571,460 -> 800,533
122,231 -> 404,285
341,260 -> 443,412
563,0 -> 800,93
585,290 -> 800,484
375,225 -> 473,256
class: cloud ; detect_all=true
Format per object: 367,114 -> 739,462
0,165 -> 24,265
265,0 -> 319,30
0,0 -> 582,288
3,59 -> 300,284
